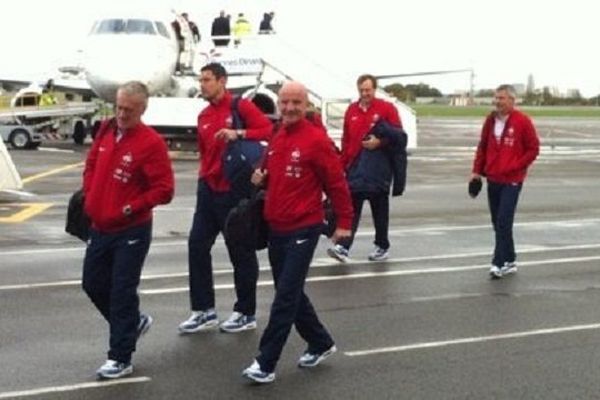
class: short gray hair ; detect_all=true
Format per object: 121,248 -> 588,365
496,84 -> 516,99
118,81 -> 150,106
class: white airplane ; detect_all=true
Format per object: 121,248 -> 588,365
83,16 -> 179,101
1,8 -> 478,150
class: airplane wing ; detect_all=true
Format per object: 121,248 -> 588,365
375,69 -> 473,80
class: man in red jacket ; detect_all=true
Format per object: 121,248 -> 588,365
328,74 -> 402,263
82,81 -> 174,379
471,84 -> 539,279
242,81 -> 353,384
178,63 -> 273,334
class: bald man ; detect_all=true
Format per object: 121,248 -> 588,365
242,82 -> 354,383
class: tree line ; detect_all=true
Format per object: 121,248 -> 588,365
383,83 -> 600,106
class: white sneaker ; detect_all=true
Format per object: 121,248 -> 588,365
96,359 -> 133,380
368,246 -> 389,261
178,310 -> 218,334
500,262 -> 517,275
242,360 -> 275,384
298,345 -> 337,368
219,312 -> 257,333
327,244 -> 349,263
489,265 -> 502,279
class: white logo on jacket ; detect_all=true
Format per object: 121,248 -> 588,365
122,152 -> 133,166
291,149 -> 301,163
285,149 -> 303,178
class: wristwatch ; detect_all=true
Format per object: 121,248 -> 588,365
236,129 -> 244,140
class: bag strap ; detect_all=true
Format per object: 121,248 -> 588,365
230,96 -> 245,129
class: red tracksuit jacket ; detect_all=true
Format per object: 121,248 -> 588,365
472,109 -> 539,184
263,118 -> 353,233
341,98 -> 402,170
83,121 -> 175,233
197,91 -> 273,192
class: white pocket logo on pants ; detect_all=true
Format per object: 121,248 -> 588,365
296,239 -> 308,245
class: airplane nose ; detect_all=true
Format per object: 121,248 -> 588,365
83,37 -> 174,101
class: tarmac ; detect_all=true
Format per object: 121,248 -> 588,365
0,115 -> 599,399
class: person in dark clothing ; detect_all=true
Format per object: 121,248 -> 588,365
258,12 -> 275,34
82,81 -> 175,380
327,74 -> 402,263
471,84 -> 539,279
178,63 -> 273,335
242,81 -> 353,384
211,10 -> 231,47
182,13 -> 200,42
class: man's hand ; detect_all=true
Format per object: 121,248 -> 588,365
469,173 -> 481,182
251,168 -> 267,186
361,135 -> 381,150
331,228 -> 351,244
215,128 -> 242,142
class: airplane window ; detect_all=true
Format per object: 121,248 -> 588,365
126,19 -> 156,35
95,19 -> 126,34
92,19 -> 156,35
155,22 -> 171,39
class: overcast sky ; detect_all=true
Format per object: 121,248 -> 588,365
1,0 -> 598,96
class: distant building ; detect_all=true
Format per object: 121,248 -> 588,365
566,88 -> 582,98
526,74 -> 535,93
511,84 -> 526,96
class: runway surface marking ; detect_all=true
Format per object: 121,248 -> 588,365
21,162 -> 83,184
0,377 -> 150,399
140,254 -> 600,295
2,216 -> 599,257
0,203 -> 53,223
1,244 -> 599,292
344,322 -> 600,357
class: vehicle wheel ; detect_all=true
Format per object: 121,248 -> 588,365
9,129 -> 31,149
73,121 -> 86,145
91,120 -> 101,140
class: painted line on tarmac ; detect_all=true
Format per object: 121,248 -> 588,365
2,216 -> 600,257
21,162 -> 83,184
0,203 -> 53,223
2,244 -> 600,292
0,377 -> 150,399
140,254 -> 600,295
344,323 -> 600,357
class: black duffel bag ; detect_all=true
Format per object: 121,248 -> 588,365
65,189 -> 90,242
